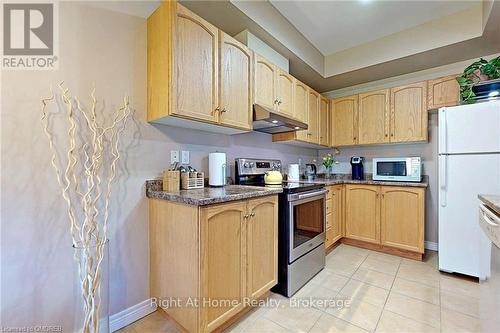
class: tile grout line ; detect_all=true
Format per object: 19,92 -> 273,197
373,258 -> 402,332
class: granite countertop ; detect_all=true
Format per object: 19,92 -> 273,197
479,194 -> 500,216
290,174 -> 429,188
146,180 -> 282,206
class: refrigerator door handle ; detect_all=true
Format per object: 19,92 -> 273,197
440,155 -> 447,207
439,108 -> 447,154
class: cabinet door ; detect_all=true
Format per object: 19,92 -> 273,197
331,185 -> 343,243
174,4 -> 219,123
200,201 -> 247,331
332,95 -> 358,146
254,54 -> 277,110
219,32 -> 253,130
427,75 -> 460,110
390,82 -> 428,142
319,97 -> 330,146
277,70 -> 294,117
358,89 -> 390,145
307,90 -> 320,143
345,185 -> 380,244
294,80 -> 308,124
381,187 -> 425,253
247,196 -> 278,299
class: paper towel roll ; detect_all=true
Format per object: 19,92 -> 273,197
288,164 -> 300,181
209,152 -> 226,186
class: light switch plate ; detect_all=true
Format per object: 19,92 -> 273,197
170,150 -> 179,164
181,150 -> 190,164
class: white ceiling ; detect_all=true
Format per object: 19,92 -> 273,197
269,0 -> 480,55
86,0 -> 161,18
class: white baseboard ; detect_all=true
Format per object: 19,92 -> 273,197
110,298 -> 157,332
425,241 -> 438,251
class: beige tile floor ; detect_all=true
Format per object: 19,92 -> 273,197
117,244 -> 483,333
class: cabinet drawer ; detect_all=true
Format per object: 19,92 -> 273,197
325,227 -> 334,248
326,198 -> 332,214
326,213 -> 333,229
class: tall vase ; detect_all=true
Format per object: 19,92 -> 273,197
73,239 -> 110,333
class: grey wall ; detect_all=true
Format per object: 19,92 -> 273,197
0,2 -> 316,330
319,113 -> 439,244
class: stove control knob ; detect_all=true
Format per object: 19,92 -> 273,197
243,162 -> 250,168
249,162 -> 255,167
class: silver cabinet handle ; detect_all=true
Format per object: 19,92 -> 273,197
221,108 -> 227,113
250,212 -> 255,217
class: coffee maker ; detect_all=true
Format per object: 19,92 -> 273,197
351,156 -> 365,180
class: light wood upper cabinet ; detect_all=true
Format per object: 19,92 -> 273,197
345,185 -> 380,244
358,89 -> 390,145
173,4 -> 219,122
332,95 -> 358,146
148,3 -> 252,133
246,196 -> 278,299
277,70 -> 295,117
427,75 -> 460,110
219,32 -> 253,130
200,201 -> 247,330
254,54 -> 277,110
294,80 -> 309,124
390,81 -> 428,142
380,187 -> 425,253
319,97 -> 330,146
307,90 -> 320,144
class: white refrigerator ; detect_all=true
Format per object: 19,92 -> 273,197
438,100 -> 500,279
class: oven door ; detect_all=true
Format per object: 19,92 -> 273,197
288,189 -> 327,263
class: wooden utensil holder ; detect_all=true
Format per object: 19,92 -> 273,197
163,170 -> 180,192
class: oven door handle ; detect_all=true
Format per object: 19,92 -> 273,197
296,189 -> 328,200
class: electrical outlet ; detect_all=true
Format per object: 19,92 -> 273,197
170,150 -> 179,164
181,150 -> 190,164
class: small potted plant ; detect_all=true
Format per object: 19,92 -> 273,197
457,56 -> 500,104
322,148 -> 340,179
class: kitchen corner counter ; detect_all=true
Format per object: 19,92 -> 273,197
145,180 -> 282,206
291,174 -> 429,188
479,194 -> 500,216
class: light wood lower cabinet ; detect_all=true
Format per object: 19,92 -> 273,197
149,195 -> 278,332
201,201 -> 247,330
325,185 -> 344,249
380,187 -> 425,253
345,185 -> 380,244
247,197 -> 279,299
344,185 -> 425,254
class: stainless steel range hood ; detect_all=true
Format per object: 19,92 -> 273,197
253,104 -> 307,134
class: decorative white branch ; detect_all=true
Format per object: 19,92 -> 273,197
41,83 -> 130,333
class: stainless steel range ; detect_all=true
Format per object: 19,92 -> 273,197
235,158 -> 326,297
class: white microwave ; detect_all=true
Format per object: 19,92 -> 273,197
372,157 -> 422,182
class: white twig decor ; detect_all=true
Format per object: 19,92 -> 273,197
41,82 -> 131,333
